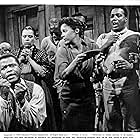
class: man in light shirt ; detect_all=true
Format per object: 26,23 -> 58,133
0,54 -> 47,131
96,6 -> 140,132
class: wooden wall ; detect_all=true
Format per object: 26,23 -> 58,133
2,5 -> 139,50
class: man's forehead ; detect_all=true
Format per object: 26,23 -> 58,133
111,8 -> 124,14
0,57 -> 17,64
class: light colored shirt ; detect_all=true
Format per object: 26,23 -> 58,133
96,28 -> 140,94
41,36 -> 58,63
0,78 -> 47,131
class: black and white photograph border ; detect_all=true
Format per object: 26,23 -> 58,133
0,0 -> 140,139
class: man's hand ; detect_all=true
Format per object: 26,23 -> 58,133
14,83 -> 27,106
0,78 -> 11,87
106,34 -> 119,46
0,78 -> 11,100
115,59 -> 133,70
101,34 -> 119,52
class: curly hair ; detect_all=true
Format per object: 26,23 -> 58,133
59,17 -> 86,37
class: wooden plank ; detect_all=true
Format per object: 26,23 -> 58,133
38,5 -> 45,48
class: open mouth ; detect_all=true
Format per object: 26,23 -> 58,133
112,22 -> 118,27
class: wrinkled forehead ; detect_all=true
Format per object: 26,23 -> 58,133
0,57 -> 18,66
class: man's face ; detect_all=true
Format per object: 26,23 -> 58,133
110,8 -> 127,32
0,57 -> 20,83
22,29 -> 35,47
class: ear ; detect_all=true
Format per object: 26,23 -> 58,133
125,17 -> 128,23
75,28 -> 80,34
34,36 -> 37,40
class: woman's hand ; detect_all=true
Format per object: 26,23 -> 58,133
73,53 -> 87,66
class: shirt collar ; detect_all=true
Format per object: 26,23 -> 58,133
111,27 -> 128,36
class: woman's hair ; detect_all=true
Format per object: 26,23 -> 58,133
59,17 -> 86,37
21,25 -> 36,36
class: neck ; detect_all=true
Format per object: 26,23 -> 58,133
72,37 -> 82,50
112,27 -> 127,33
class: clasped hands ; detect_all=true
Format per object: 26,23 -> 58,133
19,48 -> 32,62
0,78 -> 27,105
14,83 -> 27,106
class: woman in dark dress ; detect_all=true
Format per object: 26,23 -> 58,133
54,17 -> 96,131
17,26 -> 56,131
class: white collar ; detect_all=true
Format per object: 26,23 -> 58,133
111,27 -> 128,36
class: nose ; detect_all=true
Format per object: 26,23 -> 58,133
25,36 -> 30,41
61,33 -> 64,38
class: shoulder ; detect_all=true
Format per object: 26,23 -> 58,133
84,36 -> 95,43
56,45 -> 67,56
41,36 -> 51,42
25,80 -> 44,96
84,36 -> 99,50
58,39 -> 65,48
41,36 -> 51,48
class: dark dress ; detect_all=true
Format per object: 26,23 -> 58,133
55,40 -> 96,131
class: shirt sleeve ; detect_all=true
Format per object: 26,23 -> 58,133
54,46 -> 69,81
16,83 -> 47,129
41,37 -> 49,50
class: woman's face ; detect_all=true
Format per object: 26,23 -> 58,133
22,29 -> 35,47
60,23 -> 76,44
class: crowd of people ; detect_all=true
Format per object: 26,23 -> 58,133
0,6 -> 140,132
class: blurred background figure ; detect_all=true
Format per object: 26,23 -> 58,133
41,18 -> 62,130
0,42 -> 12,55
41,18 -> 61,64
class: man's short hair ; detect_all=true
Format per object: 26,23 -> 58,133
110,6 -> 128,17
0,54 -> 20,65
21,25 -> 36,36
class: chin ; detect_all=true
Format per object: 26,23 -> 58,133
112,28 -> 122,32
